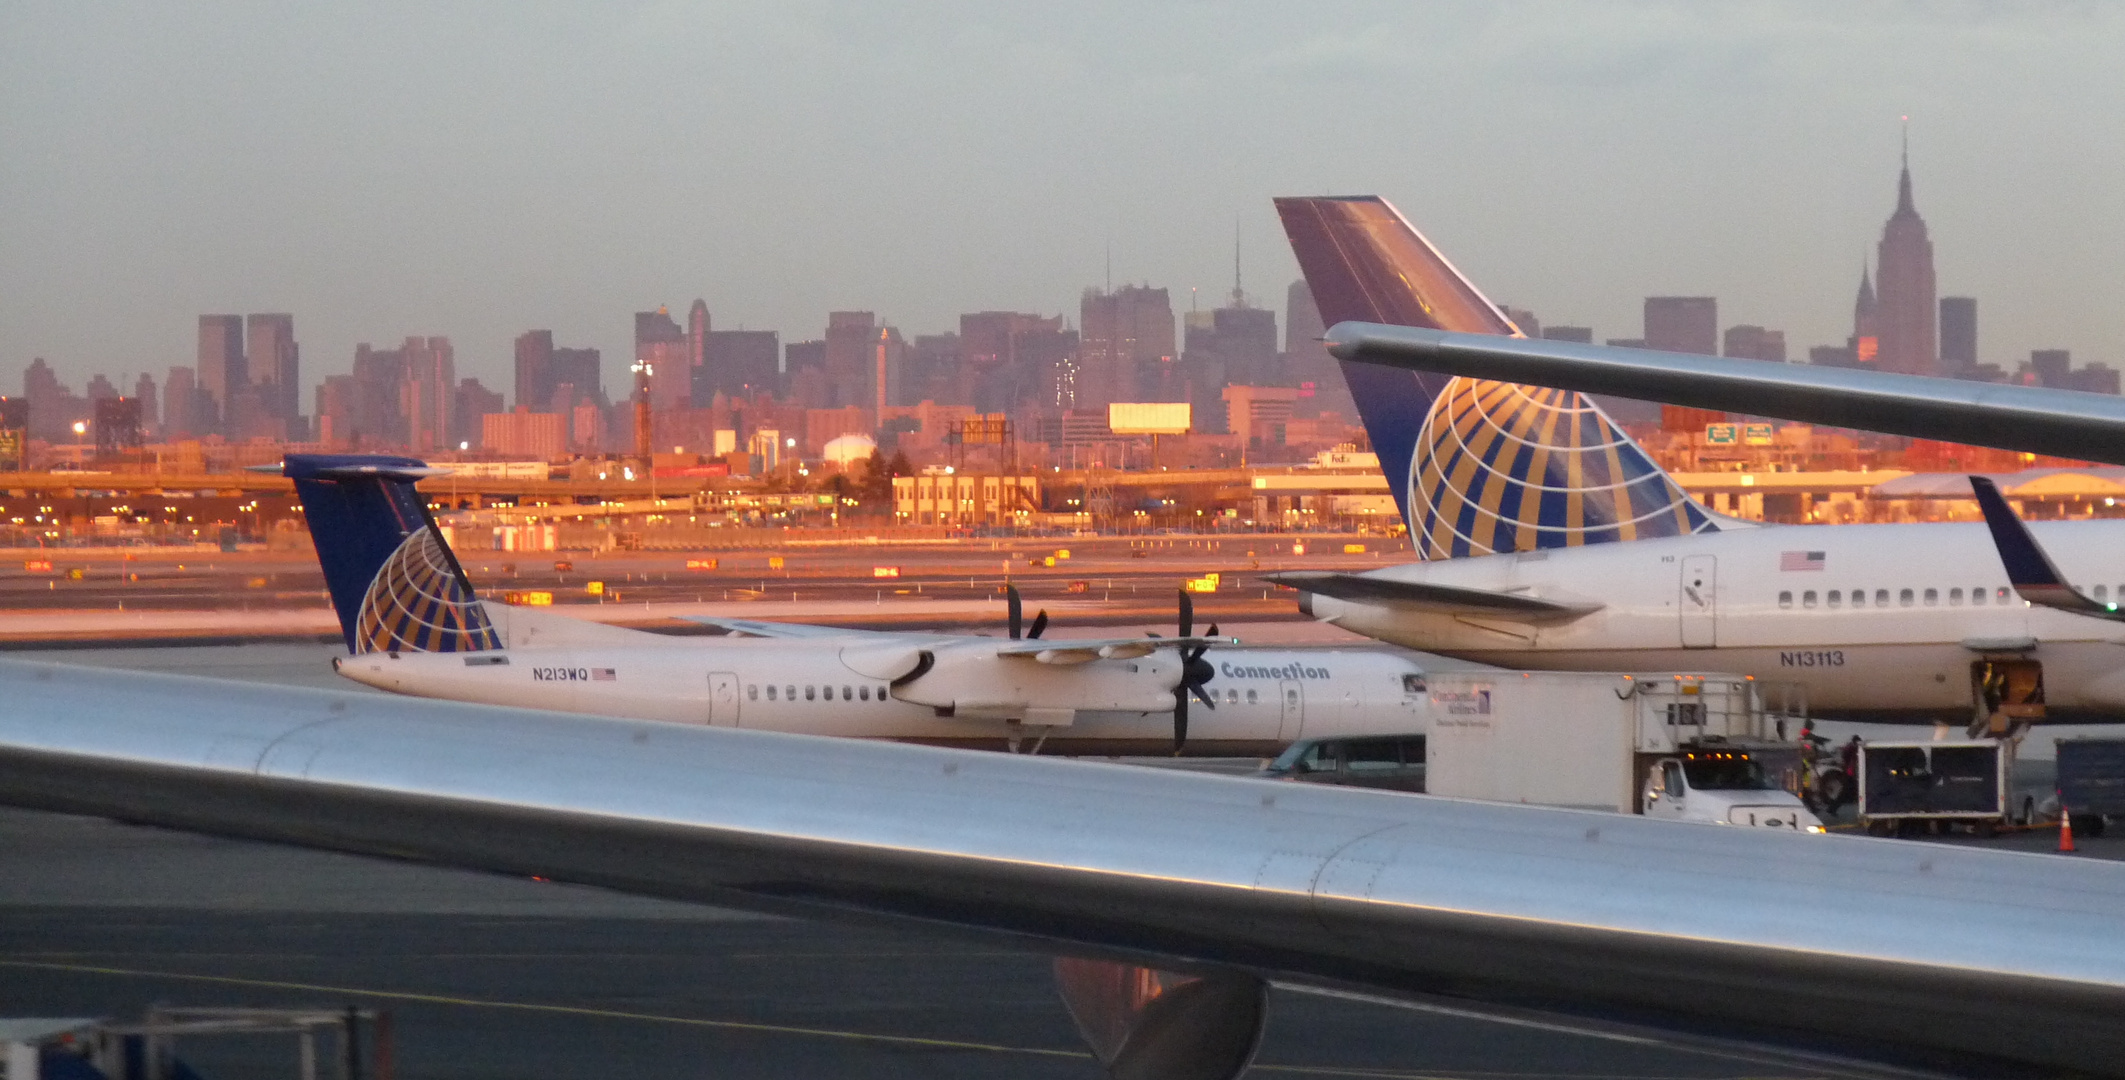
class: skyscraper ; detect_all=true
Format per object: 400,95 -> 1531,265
688,300 -> 710,373
823,311 -> 879,410
400,337 -> 455,451
514,330 -> 555,411
635,309 -> 691,411
196,315 -> 245,430
1078,285 -> 1175,409
1940,297 -> 1977,374
1722,325 -> 1786,362
1852,264 -> 1879,365
245,313 -> 299,431
1643,297 -> 1717,355
698,330 -> 780,403
1875,149 -> 1938,376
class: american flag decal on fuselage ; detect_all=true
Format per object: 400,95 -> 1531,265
1780,550 -> 1827,572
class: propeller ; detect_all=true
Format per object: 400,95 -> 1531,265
1006,585 -> 1048,641
1171,589 -> 1218,755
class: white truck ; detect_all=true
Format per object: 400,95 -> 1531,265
1422,671 -> 1825,832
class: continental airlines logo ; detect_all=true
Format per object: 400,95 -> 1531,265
355,526 -> 502,654
1410,378 -> 1715,560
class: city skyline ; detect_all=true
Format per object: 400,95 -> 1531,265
3,5 -> 2122,392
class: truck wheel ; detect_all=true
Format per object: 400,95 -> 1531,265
1818,770 -> 1850,811
2085,814 -> 2109,839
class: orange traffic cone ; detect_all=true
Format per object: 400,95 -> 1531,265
2060,803 -> 2077,853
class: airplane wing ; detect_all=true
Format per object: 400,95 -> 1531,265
678,616 -> 904,640
991,635 -> 1230,664
1264,571 -> 1601,623
3,657 -> 2123,1077
1969,475 -> 2125,621
1322,321 -> 2125,467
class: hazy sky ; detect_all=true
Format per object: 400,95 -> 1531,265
4,2 -> 2122,396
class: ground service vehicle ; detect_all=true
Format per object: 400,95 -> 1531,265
2058,736 -> 2125,837
1260,734 -> 1427,791
1264,671 -> 1822,829
1420,670 -> 1821,830
1859,740 -> 2014,837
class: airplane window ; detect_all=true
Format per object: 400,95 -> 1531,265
843,685 -> 853,701
1950,588 -> 1963,605
1401,674 -> 1427,694
1778,590 -> 1793,609
1972,587 -> 1986,605
1900,589 -> 1915,607
1876,589 -> 1890,606
1849,590 -> 1866,608
766,686 -> 777,700
1827,590 -> 1842,608
786,685 -> 796,701
1802,590 -> 1817,608
1226,688 -> 1239,704
1246,689 -> 1259,704
748,685 -> 759,700
2098,585 -> 2110,602
859,686 -> 870,701
804,685 -> 815,701
1996,587 -> 2010,602
1924,588 -> 1938,606
1286,689 -> 1299,705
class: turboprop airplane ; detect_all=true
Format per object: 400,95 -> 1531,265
1270,195 -> 2125,726
286,454 -> 1429,755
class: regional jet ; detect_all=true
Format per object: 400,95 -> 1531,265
1271,196 -> 2125,727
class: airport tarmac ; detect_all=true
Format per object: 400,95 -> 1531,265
2,641 -> 2117,1079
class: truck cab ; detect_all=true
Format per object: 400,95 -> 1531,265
1642,746 -> 1824,832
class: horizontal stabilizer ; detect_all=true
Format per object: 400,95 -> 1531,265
992,635 -> 1231,665
1969,475 -> 2125,621
1266,571 -> 1600,624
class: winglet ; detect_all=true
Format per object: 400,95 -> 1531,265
1970,475 -> 2122,620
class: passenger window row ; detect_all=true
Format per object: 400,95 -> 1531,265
1221,688 -> 1261,705
1776,585 -> 2051,610
748,683 -> 889,703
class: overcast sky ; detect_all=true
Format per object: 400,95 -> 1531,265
4,2 -> 2121,395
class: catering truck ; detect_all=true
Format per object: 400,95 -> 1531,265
1262,671 -> 1822,830
1420,671 -> 1823,831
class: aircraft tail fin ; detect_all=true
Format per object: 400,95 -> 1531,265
1275,196 -> 1722,559
284,454 -> 502,654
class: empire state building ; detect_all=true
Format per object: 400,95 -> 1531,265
1875,152 -> 1937,376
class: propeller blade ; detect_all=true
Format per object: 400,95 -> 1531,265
1008,585 -> 1023,640
1177,590 -> 1193,639
1190,683 -> 1216,709
1172,689 -> 1188,755
1028,610 -> 1048,640
1205,622 -> 1218,639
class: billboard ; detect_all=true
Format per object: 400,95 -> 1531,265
1107,402 -> 1191,435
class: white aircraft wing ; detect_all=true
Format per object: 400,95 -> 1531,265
991,635 -> 1229,664
678,616 -> 903,640
1323,321 -> 2125,467
2,657 -> 2123,1076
